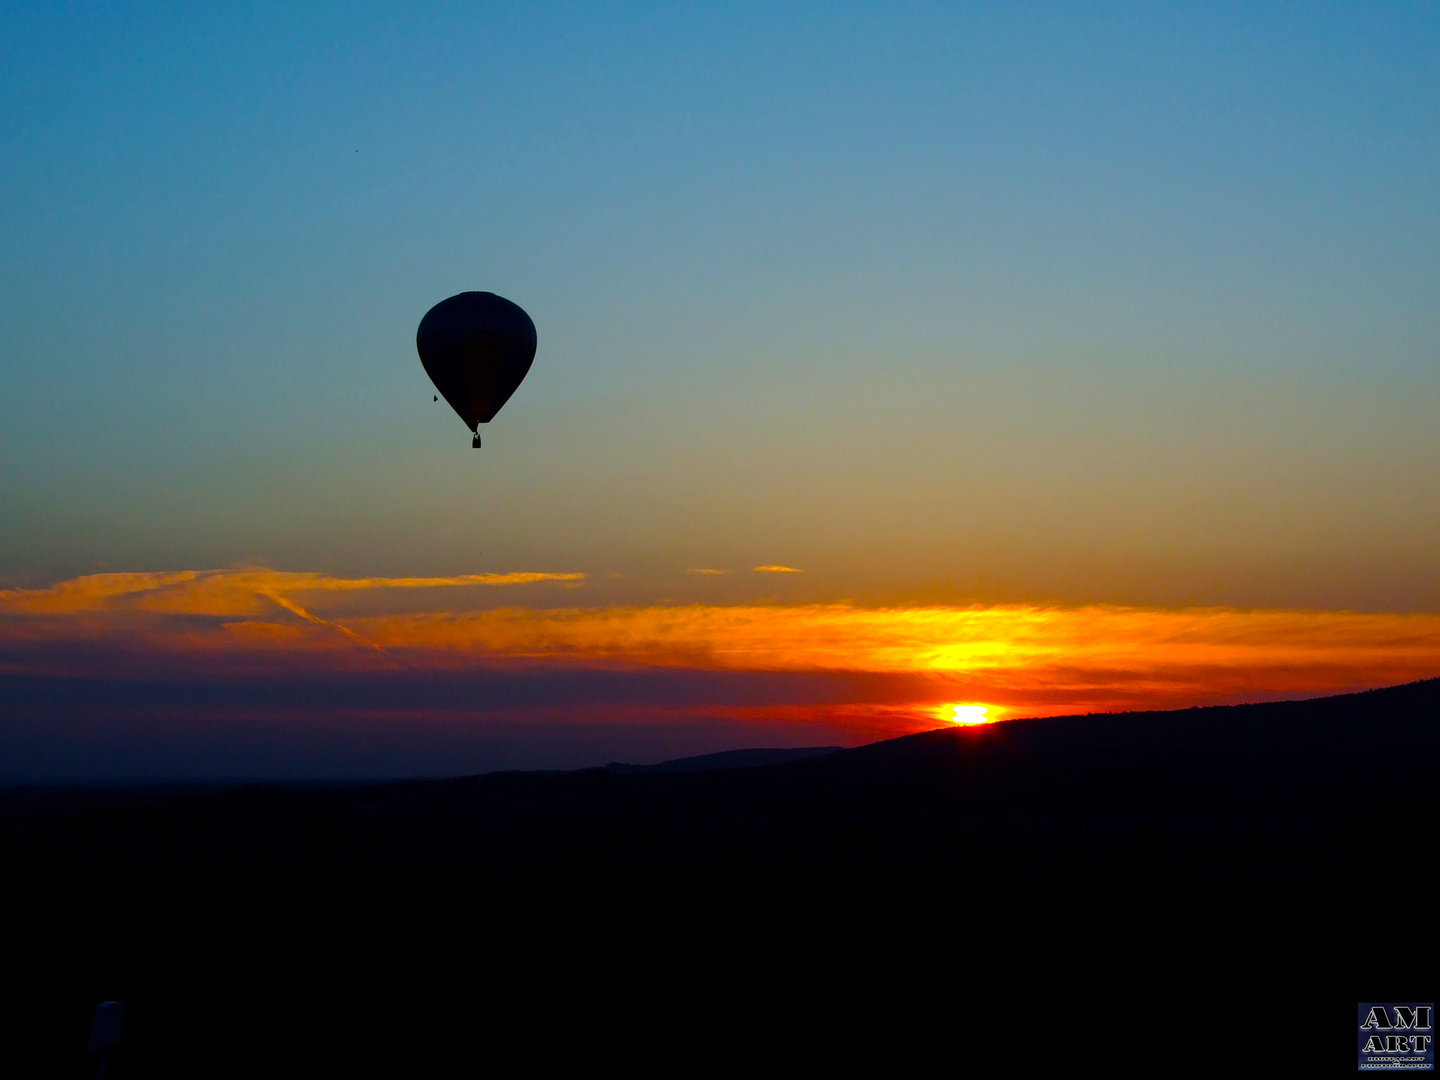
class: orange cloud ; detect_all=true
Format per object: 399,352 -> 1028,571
345,603 -> 1440,708
753,565 -> 803,574
0,568 -> 585,617
3,570 -> 1439,718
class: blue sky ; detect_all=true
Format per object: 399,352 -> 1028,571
3,2 -> 1438,609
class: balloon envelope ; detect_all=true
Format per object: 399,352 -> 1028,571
416,292 -> 537,432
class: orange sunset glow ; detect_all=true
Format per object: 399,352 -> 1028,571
5,569 -> 1439,732
948,705 -> 992,724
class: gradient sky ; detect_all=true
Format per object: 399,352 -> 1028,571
2,4 -> 1438,776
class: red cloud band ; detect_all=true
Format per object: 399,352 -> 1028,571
4,569 -> 1439,720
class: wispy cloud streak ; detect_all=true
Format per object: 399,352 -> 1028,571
0,569 -> 586,617
3,569 -> 1438,719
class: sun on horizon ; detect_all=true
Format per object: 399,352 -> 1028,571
948,704 -> 992,725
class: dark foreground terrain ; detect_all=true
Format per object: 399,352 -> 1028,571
3,681 -> 1436,1076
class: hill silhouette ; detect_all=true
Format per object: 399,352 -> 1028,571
604,744 -> 842,772
2,679 -> 1436,1075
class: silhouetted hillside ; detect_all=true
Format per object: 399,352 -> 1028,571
2,680 -> 1436,1076
604,744 -> 842,772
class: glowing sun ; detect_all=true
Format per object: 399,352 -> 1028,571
949,704 -> 991,725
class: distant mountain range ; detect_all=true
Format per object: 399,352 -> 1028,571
3,678 -> 1436,1076
604,744 -> 843,773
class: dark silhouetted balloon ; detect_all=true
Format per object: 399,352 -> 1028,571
417,292 -> 536,445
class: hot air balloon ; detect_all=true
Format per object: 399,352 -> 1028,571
417,292 -> 536,448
